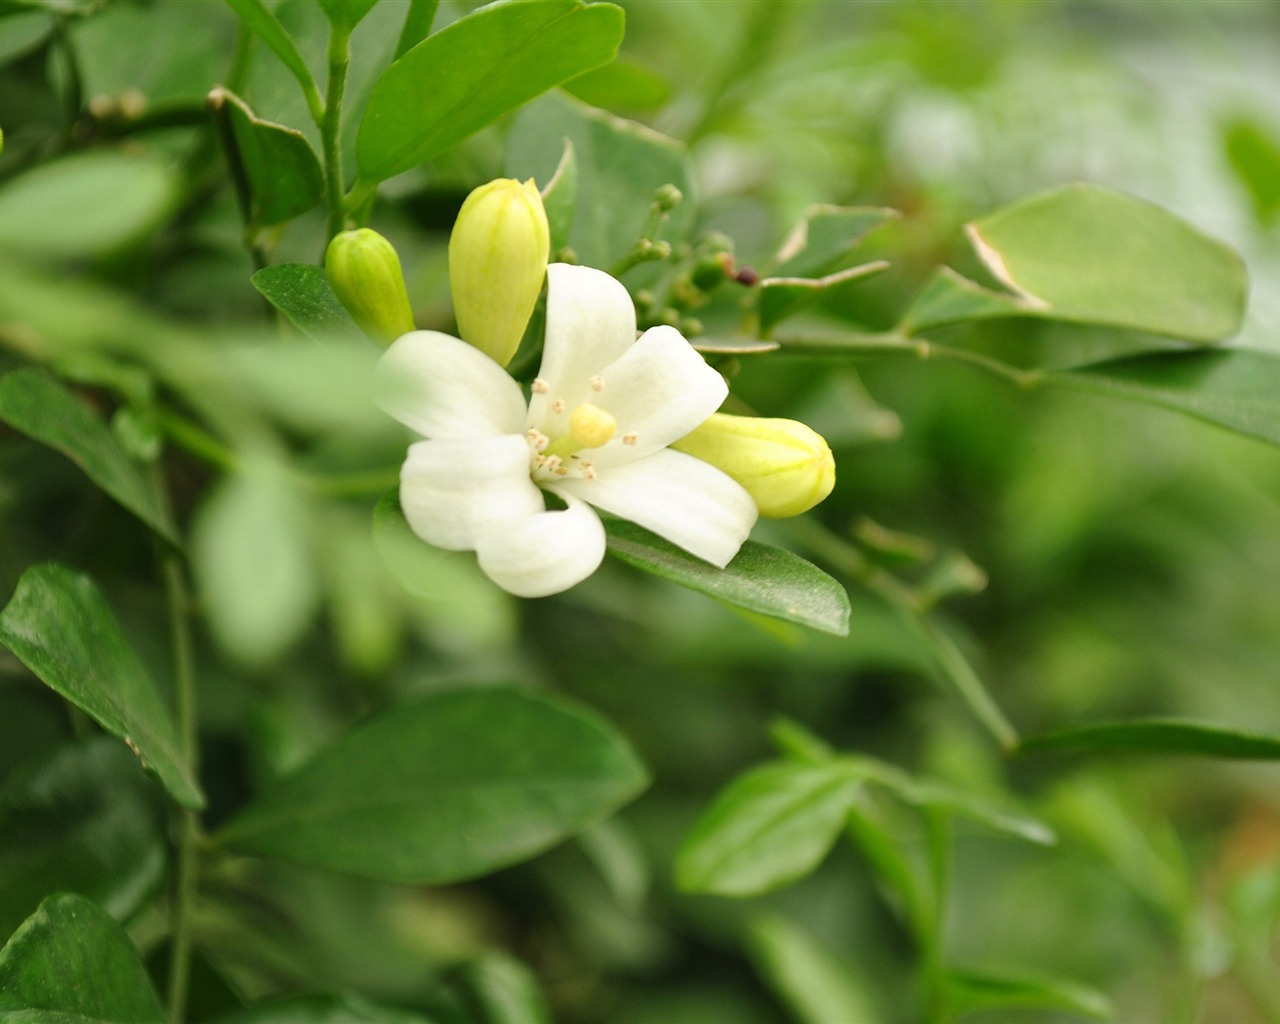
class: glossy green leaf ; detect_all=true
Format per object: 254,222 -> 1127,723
191,463 -> 319,668
394,0 -> 439,59
0,564 -> 203,810
678,761 -> 861,896
604,519 -> 851,636
0,739 -> 166,941
356,0 -> 624,182
506,92 -> 690,268
0,369 -> 177,544
0,893 -> 164,1022
965,183 -> 1247,342
748,915 -> 882,1024
0,150 -> 176,260
212,994 -> 436,1024
224,0 -> 319,104
315,0 -> 378,31
455,952 -> 553,1024
217,688 -> 648,884
563,57 -> 671,111
1048,348 -> 1280,449
251,264 -> 365,346
1020,718 -> 1280,760
771,206 -> 899,279
213,89 -> 323,227
946,968 -> 1111,1020
898,265 -> 1031,334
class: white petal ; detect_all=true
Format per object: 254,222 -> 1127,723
559,448 -> 756,568
528,264 -> 636,432
475,495 -> 606,598
377,330 -> 527,439
399,435 -> 543,551
589,325 -> 729,464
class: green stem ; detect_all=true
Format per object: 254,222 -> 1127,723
321,23 -> 353,241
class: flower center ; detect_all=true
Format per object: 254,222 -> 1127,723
529,403 -> 618,482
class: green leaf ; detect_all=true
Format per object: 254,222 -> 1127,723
964,183 -> 1247,343
0,893 -> 164,1022
0,150 -> 176,260
748,915 -> 882,1024
539,138 -> 578,255
898,265 -> 1032,334
217,688 -> 648,884
1020,718 -> 1280,760
563,57 -> 671,112
356,0 -> 624,183
213,89 -> 324,227
224,0 -> 319,106
946,968 -> 1111,1021
0,739 -> 166,942
0,564 -> 203,810
758,262 -> 889,334
771,206 -> 899,279
454,952 -> 553,1024
191,462 -> 319,668
1048,348 -> 1280,449
1223,116 -> 1280,228
250,264 -> 365,346
394,0 -> 439,59
677,761 -> 862,896
314,0 -> 378,31
0,369 -> 177,544
212,994 -> 436,1024
506,93 -> 691,268
604,519 -> 851,636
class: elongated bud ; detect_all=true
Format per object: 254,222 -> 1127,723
325,228 -> 416,345
449,178 -> 549,367
673,413 -> 835,518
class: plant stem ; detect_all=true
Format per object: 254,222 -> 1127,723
321,23 -> 353,241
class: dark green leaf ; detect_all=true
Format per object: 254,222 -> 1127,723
0,369 -> 178,544
1049,348 -> 1280,449
507,93 -> 690,268
0,893 -> 164,1022
224,0 -> 319,104
250,264 -> 365,345
212,994 -> 436,1024
0,739 -> 166,941
315,0 -> 378,31
748,915 -> 882,1024
1020,718 -> 1280,760
394,0 -> 438,59
677,761 -> 861,896
0,151 -> 176,260
217,688 -> 648,884
946,968 -> 1111,1020
604,519 -> 851,636
758,262 -> 889,334
771,206 -> 899,279
213,89 -> 324,227
357,0 -> 624,182
965,183 -> 1247,343
0,564 -> 203,810
454,953 -> 553,1024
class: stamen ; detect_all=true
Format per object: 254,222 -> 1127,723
580,460 -> 597,482
552,398 -> 566,414
569,403 -> 618,449
589,375 -> 605,392
531,378 -> 550,394
525,428 -> 549,452
622,432 -> 639,446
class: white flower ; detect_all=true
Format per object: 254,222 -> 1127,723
376,263 -> 758,597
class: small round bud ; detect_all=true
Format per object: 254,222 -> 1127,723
325,228 -> 416,345
673,413 -> 835,518
449,177 -> 549,367
653,183 -> 683,211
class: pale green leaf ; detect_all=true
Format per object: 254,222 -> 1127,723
250,264 -> 365,345
1020,718 -> 1280,760
947,968 -> 1112,1020
748,915 -> 882,1024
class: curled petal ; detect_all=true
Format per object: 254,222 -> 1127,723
377,330 -> 527,439
475,495 -> 606,597
400,435 -> 543,551
590,325 -> 729,464
528,264 -> 637,432
559,448 -> 757,568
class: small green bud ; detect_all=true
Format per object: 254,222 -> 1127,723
325,228 -> 416,345
449,177 -> 549,367
653,183 -> 683,212
673,412 -> 835,518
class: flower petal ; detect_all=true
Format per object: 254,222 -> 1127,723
589,325 -> 729,464
559,448 -> 757,567
400,435 -> 543,551
377,330 -> 527,439
528,264 -> 637,432
474,495 -> 606,597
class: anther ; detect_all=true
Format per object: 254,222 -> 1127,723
589,375 -> 605,392
622,432 -> 639,446
525,428 -> 549,452
531,378 -> 550,394
552,398 -> 566,414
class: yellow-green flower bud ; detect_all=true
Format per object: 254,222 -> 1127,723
449,178 -> 549,367
325,228 -> 416,345
673,413 -> 835,518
